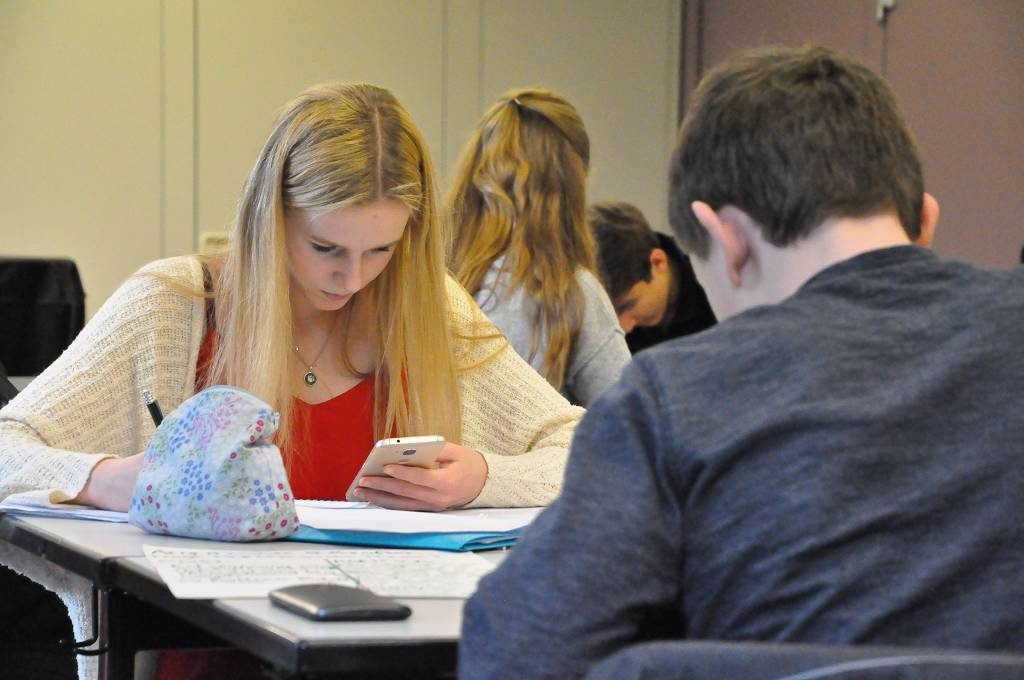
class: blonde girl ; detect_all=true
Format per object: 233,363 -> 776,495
0,83 -> 581,515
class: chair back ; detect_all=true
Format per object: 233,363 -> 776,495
0,257 -> 85,376
585,641 -> 1024,680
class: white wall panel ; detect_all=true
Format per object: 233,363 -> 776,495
476,0 -> 681,233
0,0 -> 680,318
193,0 -> 445,237
0,0 -> 163,318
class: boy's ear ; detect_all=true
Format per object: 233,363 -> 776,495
691,201 -> 750,287
649,248 -> 669,273
916,192 -> 939,247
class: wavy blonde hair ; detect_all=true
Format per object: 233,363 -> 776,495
208,83 -> 460,459
448,87 -> 596,390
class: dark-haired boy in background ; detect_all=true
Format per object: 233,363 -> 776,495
589,201 -> 715,352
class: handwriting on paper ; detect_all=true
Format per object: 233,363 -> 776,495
142,545 -> 497,599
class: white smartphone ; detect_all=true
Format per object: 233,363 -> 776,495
344,435 -> 446,501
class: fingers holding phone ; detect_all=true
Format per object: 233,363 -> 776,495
344,435 -> 444,502
353,442 -> 488,511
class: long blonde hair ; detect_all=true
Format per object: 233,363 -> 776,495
448,87 -> 596,390
209,83 -> 460,458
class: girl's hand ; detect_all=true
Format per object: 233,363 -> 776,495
73,453 -> 145,512
353,443 -> 488,511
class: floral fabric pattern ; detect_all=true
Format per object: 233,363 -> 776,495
128,385 -> 299,541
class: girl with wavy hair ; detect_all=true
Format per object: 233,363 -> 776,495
448,88 -> 629,406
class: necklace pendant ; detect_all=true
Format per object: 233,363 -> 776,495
303,370 -> 317,386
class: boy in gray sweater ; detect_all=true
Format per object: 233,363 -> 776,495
460,45 -> 1024,679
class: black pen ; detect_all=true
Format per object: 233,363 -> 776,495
142,390 -> 163,426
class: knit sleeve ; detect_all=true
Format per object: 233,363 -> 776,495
0,256 -> 205,504
446,276 -> 584,508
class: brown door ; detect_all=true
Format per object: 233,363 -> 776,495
681,0 -> 1024,268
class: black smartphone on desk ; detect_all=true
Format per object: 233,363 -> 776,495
269,584 -> 412,621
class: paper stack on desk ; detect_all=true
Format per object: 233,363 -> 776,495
289,500 -> 544,552
0,495 -> 544,552
0,494 -> 129,523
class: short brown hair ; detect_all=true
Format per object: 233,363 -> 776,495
588,201 -> 659,300
669,45 -> 923,258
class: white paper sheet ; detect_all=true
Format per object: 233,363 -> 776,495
142,544 -> 498,599
0,495 -> 129,523
294,499 -> 543,533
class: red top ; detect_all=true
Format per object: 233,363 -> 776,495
195,328 -> 376,500
288,379 -> 375,499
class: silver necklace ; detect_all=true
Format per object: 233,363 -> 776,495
293,315 -> 339,387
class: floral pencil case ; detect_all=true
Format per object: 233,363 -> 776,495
128,385 -> 299,542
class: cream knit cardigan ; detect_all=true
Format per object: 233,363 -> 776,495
0,256 -> 583,680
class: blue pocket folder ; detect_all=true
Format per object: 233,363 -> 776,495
286,502 -> 540,552
287,524 -> 522,552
